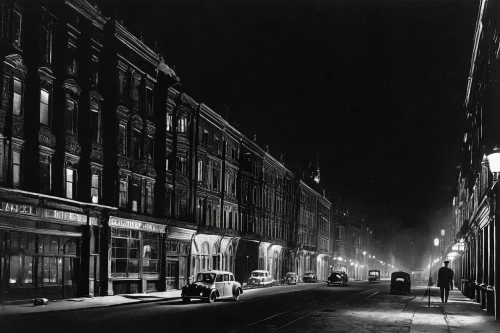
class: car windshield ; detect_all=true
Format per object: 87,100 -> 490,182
286,273 -> 296,277
252,272 -> 265,277
196,273 -> 216,283
304,273 -> 314,276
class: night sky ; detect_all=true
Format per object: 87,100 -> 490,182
113,0 -> 478,252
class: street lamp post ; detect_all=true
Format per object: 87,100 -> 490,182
487,147 -> 500,319
362,251 -> 367,280
427,237 -> 440,307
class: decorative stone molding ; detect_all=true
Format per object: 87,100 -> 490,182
90,141 -> 103,163
12,115 -> 23,139
65,134 -> 81,155
4,54 -> 28,77
38,67 -> 56,83
132,159 -> 156,178
117,155 -> 131,169
62,79 -> 82,97
146,120 -> 155,135
0,109 -> 6,135
131,114 -> 143,130
116,105 -> 130,122
38,127 -> 56,148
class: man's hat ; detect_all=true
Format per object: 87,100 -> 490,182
443,260 -> 450,264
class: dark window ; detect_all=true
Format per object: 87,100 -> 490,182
90,55 -> 98,87
90,105 -> 100,143
12,10 -> 21,47
132,128 -> 142,160
146,134 -> 154,161
118,71 -> 126,102
131,77 -> 139,110
65,99 -> 77,134
119,178 -> 128,208
1,5 -> 10,41
12,78 -> 21,116
40,155 -> 52,194
118,124 -> 127,155
67,39 -> 78,75
146,87 -> 154,115
65,168 -> 76,199
145,181 -> 153,215
142,232 -> 159,273
41,25 -> 51,64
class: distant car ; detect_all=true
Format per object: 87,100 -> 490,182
303,271 -> 317,283
282,272 -> 298,285
390,271 -> 411,294
327,271 -> 348,287
368,270 -> 381,282
181,270 -> 243,303
248,270 -> 274,287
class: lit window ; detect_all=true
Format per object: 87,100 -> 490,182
40,89 -> 49,125
65,168 -> 76,199
91,174 -> 99,203
39,155 -> 52,194
13,78 -> 21,116
198,160 -> 203,181
12,150 -> 20,187
166,113 -> 172,132
178,116 -> 187,133
131,180 -> 140,212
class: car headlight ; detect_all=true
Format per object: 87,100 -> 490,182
199,292 -> 203,296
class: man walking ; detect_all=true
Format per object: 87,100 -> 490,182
437,260 -> 454,303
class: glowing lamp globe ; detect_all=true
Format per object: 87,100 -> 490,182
488,147 -> 500,173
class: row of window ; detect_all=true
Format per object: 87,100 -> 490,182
0,231 -> 78,256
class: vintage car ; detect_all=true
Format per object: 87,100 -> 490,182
181,270 -> 243,303
282,272 -> 298,285
303,270 -> 317,283
248,270 -> 274,287
390,271 -> 411,294
326,271 -> 348,287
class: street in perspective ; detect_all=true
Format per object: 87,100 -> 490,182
1,0 -> 500,332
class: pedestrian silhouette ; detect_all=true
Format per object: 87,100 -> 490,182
437,260 -> 454,303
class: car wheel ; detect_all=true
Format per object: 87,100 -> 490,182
207,291 -> 216,303
233,289 -> 240,301
182,297 -> 190,304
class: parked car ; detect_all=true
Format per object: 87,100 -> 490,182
326,271 -> 348,287
181,270 -> 243,303
248,270 -> 274,287
303,270 -> 317,282
390,271 -> 411,294
282,272 -> 298,285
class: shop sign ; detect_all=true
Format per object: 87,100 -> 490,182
167,227 -> 195,240
89,217 -> 99,226
109,217 -> 166,233
45,209 -> 87,224
0,201 -> 35,215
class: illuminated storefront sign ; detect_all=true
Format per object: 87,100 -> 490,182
0,201 -> 35,215
45,209 -> 87,224
109,217 -> 166,233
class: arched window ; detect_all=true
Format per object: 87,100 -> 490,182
200,241 -> 210,271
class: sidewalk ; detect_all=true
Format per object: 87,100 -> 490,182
408,286 -> 500,333
0,289 -> 183,315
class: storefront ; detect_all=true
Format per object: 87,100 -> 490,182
0,200 -> 87,304
165,226 -> 196,289
106,216 -> 165,295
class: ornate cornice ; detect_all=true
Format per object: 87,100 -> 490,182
117,155 -> 131,169
65,0 -> 107,30
38,127 -> 56,148
115,22 -> 159,68
62,79 -> 82,97
90,141 -> 103,163
4,54 -> 27,77
38,67 -> 56,82
65,134 -> 81,156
